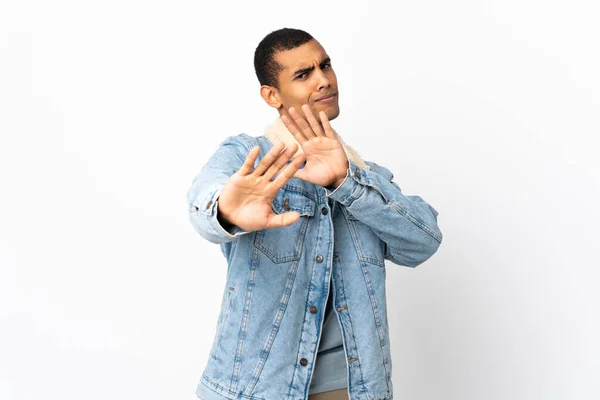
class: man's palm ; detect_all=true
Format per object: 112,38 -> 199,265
282,105 -> 349,188
219,172 -> 291,232
217,143 -> 306,232
294,137 -> 347,187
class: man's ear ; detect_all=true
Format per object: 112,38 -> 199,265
260,85 -> 282,109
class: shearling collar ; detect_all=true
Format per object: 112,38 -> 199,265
263,117 -> 370,170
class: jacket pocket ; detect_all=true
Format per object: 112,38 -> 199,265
253,185 -> 315,263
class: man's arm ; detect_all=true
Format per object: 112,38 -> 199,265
186,135 -> 253,244
278,105 -> 442,267
186,134 -> 306,245
325,160 -> 443,268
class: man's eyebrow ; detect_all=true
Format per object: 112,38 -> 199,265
293,65 -> 314,77
292,57 -> 332,77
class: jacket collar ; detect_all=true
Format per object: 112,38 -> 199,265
264,117 -> 370,170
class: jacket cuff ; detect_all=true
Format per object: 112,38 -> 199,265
189,187 -> 249,242
324,161 -> 367,205
211,199 -> 248,238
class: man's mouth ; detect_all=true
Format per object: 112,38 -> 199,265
315,93 -> 337,103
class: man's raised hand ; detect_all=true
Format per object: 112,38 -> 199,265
281,105 -> 348,188
216,142 -> 306,232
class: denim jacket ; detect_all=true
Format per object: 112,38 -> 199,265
186,133 -> 443,400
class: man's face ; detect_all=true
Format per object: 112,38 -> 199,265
272,40 -> 340,121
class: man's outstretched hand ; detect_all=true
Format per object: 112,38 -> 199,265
281,105 -> 349,188
217,142 -> 307,232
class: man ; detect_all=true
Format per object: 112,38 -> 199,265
186,28 -> 443,400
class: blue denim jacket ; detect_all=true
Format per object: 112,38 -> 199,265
186,133 -> 443,400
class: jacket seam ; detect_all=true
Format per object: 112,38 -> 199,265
230,246 -> 259,390
201,373 -> 265,400
359,261 -> 392,396
388,202 -> 442,243
237,134 -> 257,152
338,217 -> 369,397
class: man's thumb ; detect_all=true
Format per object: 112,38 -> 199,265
266,211 -> 300,229
293,169 -> 308,182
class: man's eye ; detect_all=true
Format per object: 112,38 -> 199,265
297,73 -> 307,80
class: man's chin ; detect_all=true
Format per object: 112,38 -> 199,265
313,104 -> 340,121
307,103 -> 340,121
326,106 -> 340,121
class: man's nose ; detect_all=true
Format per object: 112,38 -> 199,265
315,69 -> 331,90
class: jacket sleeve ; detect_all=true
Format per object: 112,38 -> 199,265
186,134 -> 255,244
324,160 -> 443,267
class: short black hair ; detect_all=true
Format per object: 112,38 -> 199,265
254,28 -> 314,89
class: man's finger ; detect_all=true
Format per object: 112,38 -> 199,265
302,104 -> 325,136
263,143 -> 298,181
237,146 -> 261,175
251,142 -> 285,176
272,152 -> 306,188
289,107 -> 317,139
281,114 -> 308,144
319,111 -> 335,138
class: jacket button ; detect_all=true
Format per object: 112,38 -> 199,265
321,207 -> 328,215
299,358 -> 308,366
309,305 -> 318,314
315,255 -> 324,263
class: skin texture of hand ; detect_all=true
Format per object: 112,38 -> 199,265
281,104 -> 349,188
216,142 -> 307,232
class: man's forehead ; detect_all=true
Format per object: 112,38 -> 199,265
275,41 -> 329,70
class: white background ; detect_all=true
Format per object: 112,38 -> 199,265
1,1 -> 599,399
